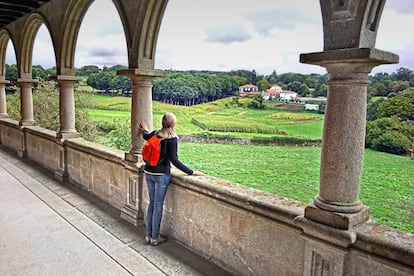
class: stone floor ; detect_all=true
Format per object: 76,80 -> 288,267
0,147 -> 233,276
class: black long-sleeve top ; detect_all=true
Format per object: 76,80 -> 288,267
142,130 -> 193,175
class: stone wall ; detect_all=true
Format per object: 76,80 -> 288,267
148,174 -> 307,275
0,119 -> 24,154
64,138 -> 132,210
24,126 -> 62,173
0,119 -> 413,276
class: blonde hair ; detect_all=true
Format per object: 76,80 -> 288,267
159,112 -> 178,139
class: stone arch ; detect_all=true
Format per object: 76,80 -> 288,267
0,29 -> 11,78
18,13 -> 53,79
58,0 -> 94,75
113,0 -> 168,69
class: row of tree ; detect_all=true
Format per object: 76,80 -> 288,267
5,63 -> 414,104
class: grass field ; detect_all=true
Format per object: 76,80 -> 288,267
91,95 -> 324,139
88,94 -> 413,233
177,143 -> 414,233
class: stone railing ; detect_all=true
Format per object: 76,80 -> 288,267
0,119 -> 413,276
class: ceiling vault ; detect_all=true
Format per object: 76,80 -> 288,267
0,0 -> 51,29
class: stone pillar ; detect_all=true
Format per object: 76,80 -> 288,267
117,68 -> 165,225
50,75 -> 81,139
117,69 -> 165,163
299,48 -> 398,230
17,79 -> 36,126
295,48 -> 398,276
0,79 -> 9,118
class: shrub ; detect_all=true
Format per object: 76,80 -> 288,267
105,118 -> 131,151
248,94 -> 266,109
371,131 -> 412,155
366,116 -> 414,154
6,81 -> 99,142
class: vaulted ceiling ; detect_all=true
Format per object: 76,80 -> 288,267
0,0 -> 51,29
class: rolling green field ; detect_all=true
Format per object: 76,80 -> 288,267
90,95 -> 324,139
88,95 -> 413,233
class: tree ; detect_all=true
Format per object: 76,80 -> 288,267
232,76 -> 247,86
5,64 -> 17,82
256,79 -> 270,91
248,94 -> 266,109
369,82 -> 387,96
389,80 -> 410,93
377,96 -> 412,121
366,97 -> 385,121
286,81 -> 302,93
393,67 -> 414,85
32,65 -> 49,81
77,65 -> 100,76
267,70 -> 278,84
312,84 -> 327,97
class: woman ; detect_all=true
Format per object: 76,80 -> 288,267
139,112 -> 204,246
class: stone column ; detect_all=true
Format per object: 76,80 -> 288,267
50,75 -> 81,139
0,79 -> 9,118
117,68 -> 165,225
117,69 -> 165,163
17,79 -> 36,126
294,48 -> 398,275
298,48 -> 398,231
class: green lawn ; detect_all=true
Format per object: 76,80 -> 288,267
178,142 -> 414,234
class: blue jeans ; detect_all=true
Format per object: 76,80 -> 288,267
145,173 -> 171,239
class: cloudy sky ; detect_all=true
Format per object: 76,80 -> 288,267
6,0 -> 414,75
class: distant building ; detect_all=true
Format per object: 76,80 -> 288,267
268,84 -> 282,94
238,83 -> 299,102
279,90 -> 299,101
305,104 -> 319,111
239,84 -> 258,93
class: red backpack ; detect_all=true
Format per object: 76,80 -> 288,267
142,133 -> 163,166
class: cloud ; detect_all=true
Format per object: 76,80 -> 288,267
247,8 -> 319,36
205,25 -> 252,44
4,0 -> 414,75
385,1 -> 414,14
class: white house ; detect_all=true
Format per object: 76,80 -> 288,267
305,104 -> 319,111
279,90 -> 298,101
239,84 -> 258,93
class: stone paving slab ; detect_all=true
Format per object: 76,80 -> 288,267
0,148 -> 233,276
0,154 -> 163,276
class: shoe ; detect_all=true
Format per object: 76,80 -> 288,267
150,235 -> 167,246
145,236 -> 151,244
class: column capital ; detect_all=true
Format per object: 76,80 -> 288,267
17,78 -> 38,84
49,75 -> 83,82
300,48 -> 399,69
117,68 -> 166,79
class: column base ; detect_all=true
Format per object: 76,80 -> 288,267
54,169 -> 67,182
56,131 -> 80,139
19,120 -> 35,126
17,149 -> 26,158
295,215 -> 353,275
125,151 -> 142,163
120,205 -> 143,226
305,202 -> 369,230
